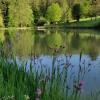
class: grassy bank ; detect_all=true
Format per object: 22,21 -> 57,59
65,18 -> 100,29
45,16 -> 100,29
0,17 -> 100,31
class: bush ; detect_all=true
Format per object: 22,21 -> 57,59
45,3 -> 62,23
36,17 -> 48,26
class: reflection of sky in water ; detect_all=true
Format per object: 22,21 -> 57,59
15,54 -> 100,94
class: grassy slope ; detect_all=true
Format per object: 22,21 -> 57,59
65,16 -> 100,28
45,16 -> 100,29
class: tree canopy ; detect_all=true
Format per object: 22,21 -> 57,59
45,3 -> 62,23
72,3 -> 81,21
8,0 -> 33,27
0,9 -> 4,27
0,0 -> 100,27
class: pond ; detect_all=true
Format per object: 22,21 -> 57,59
0,29 -> 100,99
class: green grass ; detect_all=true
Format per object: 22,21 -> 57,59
64,17 -> 99,29
45,16 -> 100,29
70,16 -> 100,22
65,16 -> 100,29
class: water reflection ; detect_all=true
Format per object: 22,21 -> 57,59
46,31 -> 63,48
1,29 -> 100,59
0,30 -> 5,42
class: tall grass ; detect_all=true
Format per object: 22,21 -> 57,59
0,47 -> 99,100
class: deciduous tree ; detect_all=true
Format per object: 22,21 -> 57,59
45,3 -> 62,23
8,0 -> 33,27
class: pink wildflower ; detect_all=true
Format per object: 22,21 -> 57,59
36,88 -> 42,97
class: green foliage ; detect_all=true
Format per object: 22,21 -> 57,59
80,0 -> 91,17
0,9 -> 4,27
72,3 -> 81,21
45,3 -> 62,23
8,0 -> 34,27
0,0 -> 100,26
60,0 -> 72,22
36,17 -> 48,26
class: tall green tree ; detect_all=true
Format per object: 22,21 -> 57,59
72,3 -> 81,21
45,3 -> 62,23
0,9 -> 4,27
56,0 -> 71,22
30,0 -> 41,22
80,0 -> 90,17
8,0 -> 33,27
0,0 -> 10,26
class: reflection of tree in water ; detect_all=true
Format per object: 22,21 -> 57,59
70,32 -> 80,50
46,31 -> 63,48
0,30 -> 5,56
3,31 -> 13,57
3,30 -> 100,57
79,35 -> 99,60
89,47 -> 98,61
33,33 -> 46,55
88,37 -> 99,60
10,30 -> 34,57
0,30 -> 5,43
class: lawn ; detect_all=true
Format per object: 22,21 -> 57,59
45,16 -> 100,29
65,16 -> 100,28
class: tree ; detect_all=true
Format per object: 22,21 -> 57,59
8,0 -> 34,27
0,9 -> 4,27
45,3 -> 62,23
30,0 -> 41,23
72,3 -> 81,21
80,0 -> 91,17
89,0 -> 98,19
56,0 -> 72,22
0,0 -> 10,26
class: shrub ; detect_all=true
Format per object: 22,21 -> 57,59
36,17 -> 48,26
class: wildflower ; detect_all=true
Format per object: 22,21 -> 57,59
79,80 -> 84,87
74,80 -> 84,92
36,88 -> 42,97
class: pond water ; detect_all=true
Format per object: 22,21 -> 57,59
0,29 -> 100,95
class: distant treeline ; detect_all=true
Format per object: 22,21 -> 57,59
0,0 -> 100,27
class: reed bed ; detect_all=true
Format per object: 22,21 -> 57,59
0,46 -> 100,100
